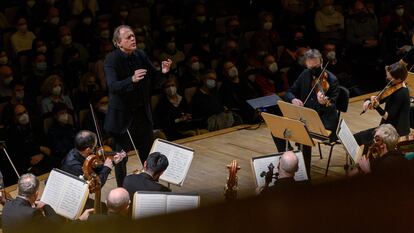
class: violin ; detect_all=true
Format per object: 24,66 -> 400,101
361,71 -> 405,115
365,135 -> 384,161
304,61 -> 331,106
224,160 -> 240,201
260,163 -> 278,191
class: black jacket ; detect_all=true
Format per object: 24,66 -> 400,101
103,49 -> 164,134
380,87 -> 410,136
123,172 -> 171,199
1,197 -> 60,233
61,148 -> 111,186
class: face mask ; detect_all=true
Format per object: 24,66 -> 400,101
191,62 -> 200,71
396,8 -> 404,16
309,66 -> 322,76
58,113 -> 69,124
36,62 -> 47,71
27,0 -> 36,8
326,51 -> 336,61
3,76 -> 13,85
61,35 -> 72,45
228,67 -> 238,78
52,86 -> 62,96
137,42 -> 146,50
98,105 -> 108,113
0,57 -> 8,65
16,92 -> 24,100
248,74 -> 256,82
297,56 -> 306,66
50,16 -> 60,25
18,113 -> 29,125
164,25 -> 175,32
165,86 -> 177,96
37,45 -> 47,53
120,11 -> 129,18
206,79 -> 216,89
263,22 -> 272,31
83,17 -> 92,25
268,62 -> 278,73
100,30 -> 110,39
167,42 -> 176,51
18,24 -> 28,33
196,16 -> 206,23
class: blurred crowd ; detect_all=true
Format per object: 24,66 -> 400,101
0,0 -> 413,185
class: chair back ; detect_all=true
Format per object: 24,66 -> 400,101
337,86 -> 350,113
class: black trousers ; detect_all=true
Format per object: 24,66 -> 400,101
111,109 -> 154,187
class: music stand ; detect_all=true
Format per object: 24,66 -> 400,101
246,94 -> 281,112
278,101 -> 331,141
261,112 -> 314,151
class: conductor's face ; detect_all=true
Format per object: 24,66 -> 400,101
117,28 -> 136,54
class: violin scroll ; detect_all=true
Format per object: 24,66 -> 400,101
224,160 -> 240,201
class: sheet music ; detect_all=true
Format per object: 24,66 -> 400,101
40,169 -> 88,220
151,139 -> 194,186
134,193 -> 167,219
166,195 -> 199,213
337,120 -> 359,161
252,151 -> 308,188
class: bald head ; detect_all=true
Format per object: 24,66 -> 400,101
106,188 -> 130,214
279,151 -> 299,178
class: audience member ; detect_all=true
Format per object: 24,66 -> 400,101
11,17 -> 36,55
40,75 -> 74,116
0,65 -> 15,101
314,0 -> 344,43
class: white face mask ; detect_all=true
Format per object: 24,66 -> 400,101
196,16 -> 206,23
0,57 -> 8,65
52,86 -> 62,96
326,51 -> 336,61
37,46 -> 47,53
98,105 -> 108,113
50,16 -> 60,25
268,62 -> 278,73
396,8 -> 404,16
228,67 -> 238,78
83,17 -> 92,25
164,25 -> 175,32
3,76 -> 13,85
263,22 -> 273,31
15,92 -> 24,100
120,11 -> 129,18
165,86 -> 177,96
61,35 -> 72,45
100,30 -> 110,39
18,113 -> 29,125
137,42 -> 146,50
167,42 -> 176,51
191,62 -> 200,71
58,113 -> 69,124
248,74 -> 256,82
206,79 -> 216,89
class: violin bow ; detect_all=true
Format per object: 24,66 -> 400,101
126,129 -> 143,168
303,60 -> 330,106
0,141 -> 20,179
89,103 -> 104,150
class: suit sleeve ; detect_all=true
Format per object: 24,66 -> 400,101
104,53 -> 136,94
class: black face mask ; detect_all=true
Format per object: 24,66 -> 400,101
309,66 -> 322,77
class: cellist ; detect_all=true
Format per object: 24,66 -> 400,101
355,61 -> 410,149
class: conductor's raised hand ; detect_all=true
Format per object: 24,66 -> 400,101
132,69 -> 147,83
291,98 -> 304,107
113,151 -> 127,165
161,59 -> 173,73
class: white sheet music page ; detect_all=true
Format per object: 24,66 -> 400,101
166,195 -> 199,213
151,139 -> 194,186
337,119 -> 359,161
133,193 -> 167,219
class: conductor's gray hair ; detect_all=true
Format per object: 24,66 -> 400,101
112,25 -> 133,48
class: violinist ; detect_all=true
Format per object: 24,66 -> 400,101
353,124 -> 407,176
284,49 -> 339,177
61,130 -> 126,187
354,61 -> 410,149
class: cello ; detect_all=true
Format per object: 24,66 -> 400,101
224,160 -> 240,201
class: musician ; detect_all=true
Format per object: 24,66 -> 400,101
354,61 -> 410,148
354,124 -> 407,175
1,173 -> 61,232
123,152 -> 171,199
79,187 -> 130,221
61,130 -> 125,187
104,25 -> 172,187
284,49 -> 339,177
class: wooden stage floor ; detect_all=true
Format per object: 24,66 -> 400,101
100,95 -> 381,206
